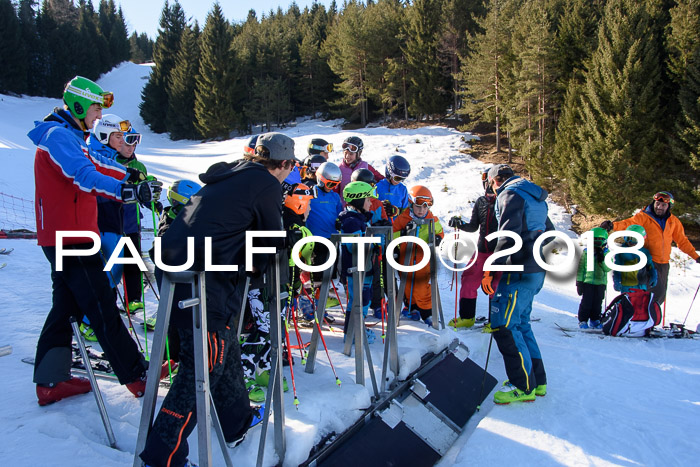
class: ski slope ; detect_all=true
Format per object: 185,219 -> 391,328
0,62 -> 699,466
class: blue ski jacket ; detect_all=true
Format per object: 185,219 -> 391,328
376,179 -> 410,210
307,185 -> 343,238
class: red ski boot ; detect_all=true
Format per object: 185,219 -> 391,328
126,360 -> 178,397
36,377 -> 92,406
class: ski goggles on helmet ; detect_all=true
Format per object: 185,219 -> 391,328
412,196 -> 433,207
310,142 -> 333,153
342,142 -> 360,153
114,119 -> 131,132
124,133 -> 141,145
391,175 -> 406,183
653,191 -> 674,205
319,178 -> 340,190
101,92 -> 114,109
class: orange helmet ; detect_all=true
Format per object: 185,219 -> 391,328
284,183 -> 314,215
408,185 -> 433,207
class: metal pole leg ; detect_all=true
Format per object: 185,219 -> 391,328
70,316 -> 117,449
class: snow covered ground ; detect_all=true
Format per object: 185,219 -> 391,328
1,62 -> 699,466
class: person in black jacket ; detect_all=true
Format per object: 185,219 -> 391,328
140,133 -> 296,467
448,169 -> 500,328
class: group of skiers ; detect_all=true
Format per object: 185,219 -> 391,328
39,74 -> 694,465
576,191 -> 699,331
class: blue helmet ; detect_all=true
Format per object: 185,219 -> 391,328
167,179 -> 201,209
386,155 -> 410,181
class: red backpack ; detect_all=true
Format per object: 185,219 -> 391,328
602,289 -> 662,337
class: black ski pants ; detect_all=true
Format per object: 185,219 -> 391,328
123,232 -> 142,303
140,327 -> 253,467
34,245 -> 146,385
578,282 -> 606,322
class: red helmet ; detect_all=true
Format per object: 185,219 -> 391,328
284,183 -> 314,215
408,185 -> 433,207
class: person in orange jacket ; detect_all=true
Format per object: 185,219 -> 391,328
601,191 -> 700,305
392,185 -> 444,325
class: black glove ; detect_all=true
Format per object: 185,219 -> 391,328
402,220 -> 416,235
126,167 -> 146,183
448,216 -> 465,230
576,281 -> 583,296
121,179 -> 163,204
696,257 -> 700,264
382,200 -> 398,218
373,219 -> 392,227
600,220 -> 614,232
152,201 -> 164,214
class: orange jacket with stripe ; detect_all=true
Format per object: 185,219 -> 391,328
613,207 -> 698,264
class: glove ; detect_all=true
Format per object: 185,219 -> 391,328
448,216 -> 465,230
696,257 -> 700,264
576,281 -> 583,296
600,220 -> 614,232
382,200 -> 398,218
403,220 -> 416,234
126,167 -> 146,183
481,271 -> 495,295
152,200 -> 164,214
373,219 -> 392,227
121,179 -> 163,204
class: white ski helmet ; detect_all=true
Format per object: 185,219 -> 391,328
93,114 -> 131,145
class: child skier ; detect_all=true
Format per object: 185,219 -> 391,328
376,155 -> 411,219
392,185 -> 444,325
576,227 -> 611,329
447,169 -> 500,328
338,181 -> 379,343
612,224 -> 657,293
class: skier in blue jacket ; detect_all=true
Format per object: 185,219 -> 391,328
481,164 -> 554,405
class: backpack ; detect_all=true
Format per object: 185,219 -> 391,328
602,289 -> 662,337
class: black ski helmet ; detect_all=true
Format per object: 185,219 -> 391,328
342,136 -> 364,155
308,138 -> 332,155
386,155 -> 410,180
351,168 -> 376,185
302,154 -> 326,180
243,135 -> 259,156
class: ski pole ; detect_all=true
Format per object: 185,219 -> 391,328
331,279 -> 345,316
134,203 -> 149,359
302,287 -> 341,387
282,315 -> 300,409
377,245 -> 386,342
682,281 -> 700,326
476,297 -> 494,412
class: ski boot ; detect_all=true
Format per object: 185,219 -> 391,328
372,308 -> 383,320
410,310 -> 421,321
326,296 -> 340,308
504,380 -> 546,397
36,377 -> 92,406
79,322 -> 98,342
493,382 -> 536,404
255,369 -> 289,392
401,307 -> 412,319
589,320 -> 602,329
226,404 -> 266,448
324,313 -> 335,324
126,360 -> 178,397
424,316 -> 433,327
365,328 -> 377,344
128,301 -> 144,312
481,322 -> 494,333
246,378 -> 265,403
448,317 -> 475,328
579,321 -> 589,329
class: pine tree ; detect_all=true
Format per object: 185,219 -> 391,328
109,6 -> 130,64
194,3 -> 239,139
323,0 -> 370,124
438,0 -> 486,114
167,23 -> 200,140
75,0 -> 101,82
129,32 -> 153,63
140,0 -> 185,133
551,0 -> 602,88
403,0 -> 451,119
507,0 -> 557,183
0,0 -> 27,94
18,0 -> 42,95
458,0 -> 515,151
37,0 -> 83,97
573,0 -> 665,215
670,44 -> 700,215
97,0 -> 115,72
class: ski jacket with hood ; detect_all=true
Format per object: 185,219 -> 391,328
492,176 -> 555,274
160,159 -> 285,329
376,179 -> 410,210
307,185 -> 343,238
613,204 -> 699,264
29,108 -> 128,247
